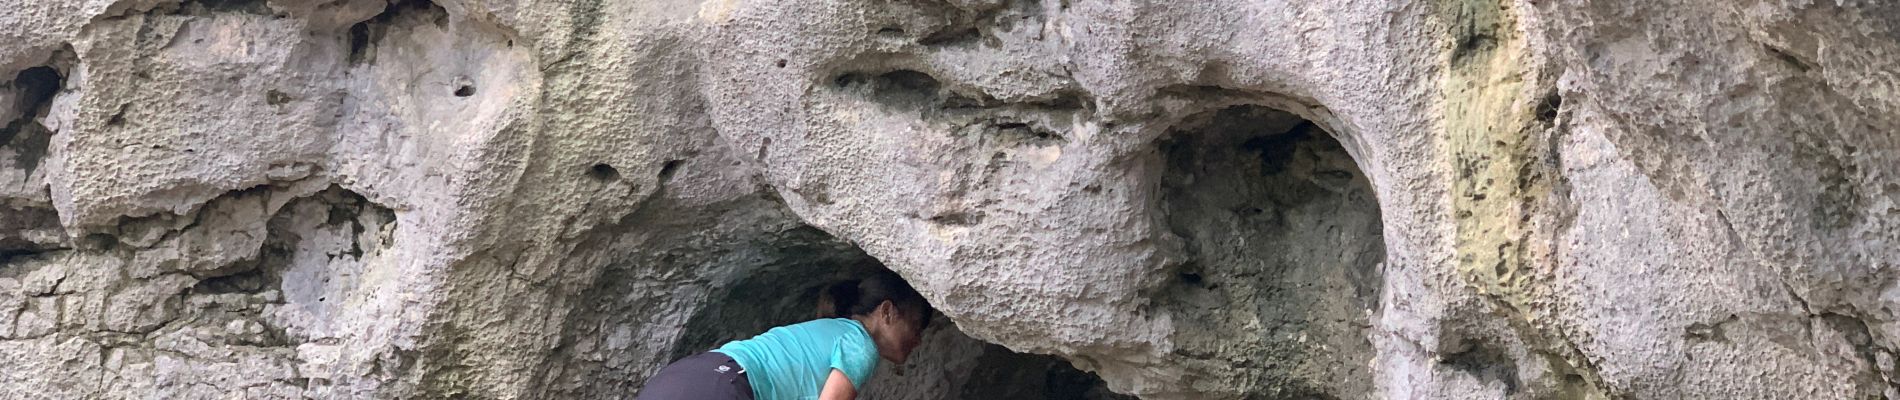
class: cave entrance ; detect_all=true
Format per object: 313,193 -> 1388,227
665,229 -> 1131,400
1157,104 -> 1387,398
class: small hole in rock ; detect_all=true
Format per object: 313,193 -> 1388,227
775,59 -> 788,68
1179,271 -> 1204,286
1533,92 -> 1563,124
454,85 -> 476,97
14,66 -> 61,113
266,89 -> 291,106
347,22 -> 373,64
658,160 -> 684,181
834,73 -> 862,88
588,163 -> 620,181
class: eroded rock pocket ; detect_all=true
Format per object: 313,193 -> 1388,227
663,230 -> 1129,400
1156,105 -> 1386,398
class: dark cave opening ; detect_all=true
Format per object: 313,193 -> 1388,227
1,66 -> 66,261
1157,104 -> 1386,398
661,228 -> 1130,400
3,66 -> 61,177
663,234 -> 886,360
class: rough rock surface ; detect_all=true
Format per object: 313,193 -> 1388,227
0,0 -> 1895,399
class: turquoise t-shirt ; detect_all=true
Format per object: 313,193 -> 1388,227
713,319 -> 880,400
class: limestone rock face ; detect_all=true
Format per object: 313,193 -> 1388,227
0,0 -> 1895,399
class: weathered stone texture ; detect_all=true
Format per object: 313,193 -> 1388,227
0,0 -> 1894,398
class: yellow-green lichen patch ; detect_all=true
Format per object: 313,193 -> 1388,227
1436,0 -> 1539,311
1432,0 -> 1609,398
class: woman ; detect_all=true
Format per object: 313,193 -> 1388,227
637,269 -> 934,400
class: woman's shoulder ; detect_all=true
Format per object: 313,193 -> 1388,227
786,318 -> 866,333
771,319 -> 868,342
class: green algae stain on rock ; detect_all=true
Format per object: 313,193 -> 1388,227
1431,0 -> 1611,398
1435,0 -> 1535,307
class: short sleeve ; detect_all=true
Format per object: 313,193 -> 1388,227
826,333 -> 880,389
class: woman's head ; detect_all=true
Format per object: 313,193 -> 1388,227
816,269 -> 933,364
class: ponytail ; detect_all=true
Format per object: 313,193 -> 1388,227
813,269 -> 933,328
815,279 -> 863,319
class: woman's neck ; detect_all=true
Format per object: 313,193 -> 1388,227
852,315 -> 882,337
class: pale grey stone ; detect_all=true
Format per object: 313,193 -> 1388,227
0,0 -> 1893,399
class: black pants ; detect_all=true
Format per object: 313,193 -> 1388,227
636,352 -> 754,400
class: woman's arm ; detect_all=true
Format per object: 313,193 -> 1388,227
818,368 -> 858,400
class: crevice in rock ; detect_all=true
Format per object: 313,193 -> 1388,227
0,206 -> 63,264
657,160 -> 684,182
828,66 -> 1084,153
1762,44 -> 1815,74
150,0 -> 277,16
1155,104 -> 1385,398
987,120 -> 1065,145
888,0 -> 1041,49
1683,314 -> 1738,343
1816,311 -> 1899,388
190,264 -> 273,294
834,69 -> 945,108
917,26 -> 982,47
1441,341 -> 1522,395
2,66 -> 61,177
1,65 -> 66,262
195,0 -> 272,14
925,211 -> 984,227
345,0 -> 451,66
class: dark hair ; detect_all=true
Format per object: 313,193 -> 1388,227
815,269 -> 933,329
